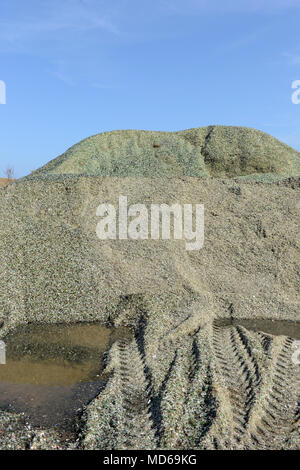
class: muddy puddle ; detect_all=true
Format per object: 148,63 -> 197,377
0,322 -> 132,430
215,318 -> 300,340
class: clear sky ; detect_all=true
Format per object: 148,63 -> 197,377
1,0 -> 300,177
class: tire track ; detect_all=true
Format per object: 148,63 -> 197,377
115,338 -> 157,450
82,321 -> 299,450
249,336 -> 300,449
159,332 -> 217,449
212,322 -> 261,447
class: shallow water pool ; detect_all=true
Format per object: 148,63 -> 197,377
0,322 -> 132,429
214,317 -> 300,340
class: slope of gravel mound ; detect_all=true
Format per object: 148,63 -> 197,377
25,126 -> 300,179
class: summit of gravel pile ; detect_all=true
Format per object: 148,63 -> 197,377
24,125 -> 300,179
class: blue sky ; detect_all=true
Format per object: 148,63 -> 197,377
0,0 -> 300,177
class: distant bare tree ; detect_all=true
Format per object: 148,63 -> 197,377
4,165 -> 14,181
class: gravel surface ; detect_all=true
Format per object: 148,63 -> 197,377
0,126 -> 299,449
